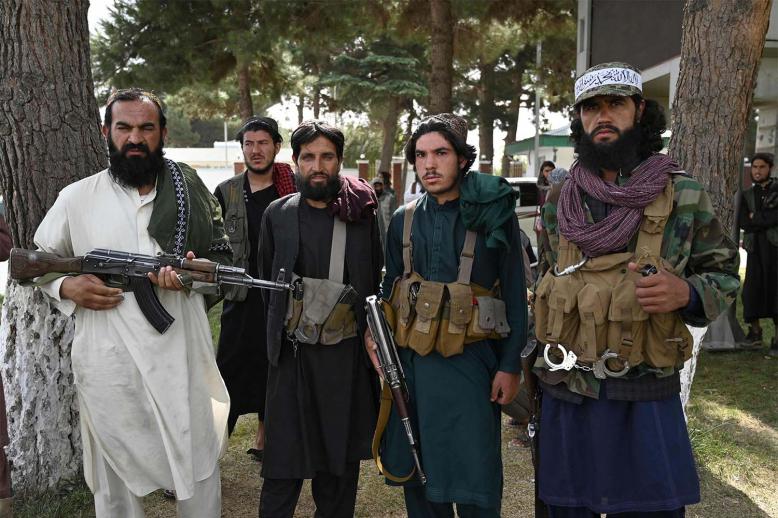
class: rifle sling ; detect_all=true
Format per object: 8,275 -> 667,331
371,382 -> 416,483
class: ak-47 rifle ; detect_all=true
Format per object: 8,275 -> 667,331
10,248 -> 299,334
364,295 -> 426,485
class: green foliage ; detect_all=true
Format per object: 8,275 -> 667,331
454,3 -> 577,134
90,0 -> 576,166
341,123 -> 384,168
165,108 -> 201,147
188,119 -> 242,148
91,0 -> 297,116
322,37 -> 428,114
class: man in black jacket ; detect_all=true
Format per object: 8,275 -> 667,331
739,152 -> 778,355
258,121 -> 382,517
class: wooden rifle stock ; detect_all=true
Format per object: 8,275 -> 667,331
10,248 -> 84,281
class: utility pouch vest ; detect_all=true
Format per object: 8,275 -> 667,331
534,178 -> 693,372
382,200 -> 510,358
218,175 -> 250,301
284,216 -> 358,345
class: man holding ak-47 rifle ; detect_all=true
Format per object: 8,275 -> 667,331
31,88 -> 233,518
366,113 -> 528,517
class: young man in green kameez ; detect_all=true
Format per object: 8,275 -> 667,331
366,113 -> 528,517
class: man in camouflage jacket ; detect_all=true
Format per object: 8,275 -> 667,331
533,62 -> 740,517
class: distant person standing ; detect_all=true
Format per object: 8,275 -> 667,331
380,170 -> 396,197
371,175 -> 397,246
535,160 -> 555,209
534,161 -> 556,273
214,116 -> 296,459
739,152 -> 778,355
404,175 -> 425,205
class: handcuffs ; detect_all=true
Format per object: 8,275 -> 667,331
543,343 -> 630,379
542,262 -> 659,378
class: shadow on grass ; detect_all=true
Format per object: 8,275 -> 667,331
687,349 -> 778,516
692,350 -> 778,433
690,465 -> 773,518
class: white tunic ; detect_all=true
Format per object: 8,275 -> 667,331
34,170 -> 229,500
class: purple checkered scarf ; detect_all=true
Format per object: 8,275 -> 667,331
557,154 -> 677,257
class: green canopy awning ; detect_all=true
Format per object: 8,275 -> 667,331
505,134 -> 572,155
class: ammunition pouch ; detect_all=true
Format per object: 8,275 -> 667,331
383,199 -> 511,358
386,272 -> 509,358
283,216 -> 357,346
535,178 -> 693,371
285,276 -> 357,345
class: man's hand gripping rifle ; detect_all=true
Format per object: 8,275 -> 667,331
364,295 -> 426,485
10,248 -> 300,334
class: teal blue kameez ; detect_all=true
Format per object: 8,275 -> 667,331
378,192 -> 528,512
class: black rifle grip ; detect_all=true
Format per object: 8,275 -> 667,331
127,277 -> 175,334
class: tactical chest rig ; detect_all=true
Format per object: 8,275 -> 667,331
534,177 -> 693,378
284,214 -> 358,347
219,174 -> 250,301
383,199 -> 510,357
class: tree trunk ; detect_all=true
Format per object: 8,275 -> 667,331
0,0 -> 106,491
429,0 -> 454,114
669,0 -> 771,407
502,49 -> 531,176
399,101 -> 417,204
311,63 -> 322,119
297,94 -> 305,125
379,98 -> 402,180
313,88 -> 321,119
478,61 -> 496,165
237,61 -> 254,120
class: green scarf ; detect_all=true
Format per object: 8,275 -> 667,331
460,171 -> 517,249
147,160 -> 231,260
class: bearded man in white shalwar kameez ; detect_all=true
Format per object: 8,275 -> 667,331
33,88 -> 231,518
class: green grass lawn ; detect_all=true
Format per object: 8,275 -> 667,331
13,297 -> 778,517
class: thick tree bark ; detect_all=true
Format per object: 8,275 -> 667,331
669,0 -> 771,407
669,0 -> 771,233
429,0 -> 454,114
0,0 -> 106,490
237,61 -> 254,120
379,98 -> 402,179
478,61 -> 496,164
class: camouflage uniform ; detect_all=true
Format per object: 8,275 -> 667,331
534,60 -> 737,516
536,171 -> 740,398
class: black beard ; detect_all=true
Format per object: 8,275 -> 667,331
108,138 -> 165,189
246,161 -> 274,175
576,125 -> 643,174
295,172 -> 341,202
